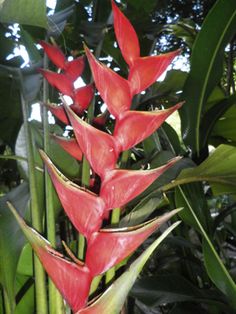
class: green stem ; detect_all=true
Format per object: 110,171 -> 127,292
78,156 -> 90,260
0,154 -> 27,162
105,150 -> 130,284
21,94 -> 48,314
3,289 -> 11,314
42,55 -> 65,314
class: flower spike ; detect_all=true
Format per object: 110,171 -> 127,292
51,134 -> 83,161
111,1 -> 140,66
64,104 -> 118,178
114,103 -> 183,151
100,157 -> 181,210
8,202 -> 92,312
128,51 -> 180,95
40,150 -> 105,238
40,40 -> 66,69
86,208 -> 181,276
85,45 -> 132,119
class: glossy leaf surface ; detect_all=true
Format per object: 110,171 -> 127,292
40,150 -> 105,238
114,103 -> 182,151
86,209 -> 181,276
85,46 -> 132,119
100,157 -> 180,209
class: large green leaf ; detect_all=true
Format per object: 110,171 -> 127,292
0,183 -> 29,312
78,222 -> 181,314
0,0 -> 47,28
180,0 -> 236,156
176,186 -> 236,309
163,145 -> 236,196
131,274 -> 227,309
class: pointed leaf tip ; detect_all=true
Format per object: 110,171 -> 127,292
85,45 -> 132,118
100,157 -> 181,209
7,202 -> 92,312
39,40 -> 66,69
86,208 -> 181,276
112,0 -> 140,66
64,104 -> 118,178
39,150 -> 105,238
129,50 -> 180,95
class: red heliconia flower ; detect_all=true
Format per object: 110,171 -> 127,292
100,157 -> 181,210
45,103 -> 69,125
73,84 -> 94,113
85,45 -> 132,119
39,40 -> 66,69
86,209 -> 180,276
51,134 -> 83,161
40,150 -> 105,238
64,104 -> 118,178
8,203 -> 92,313
114,103 -> 183,151
39,69 -> 74,97
112,1 -> 180,95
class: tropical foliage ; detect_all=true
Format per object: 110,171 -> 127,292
0,0 -> 236,313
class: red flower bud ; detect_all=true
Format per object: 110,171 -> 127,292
44,103 -> 69,125
73,84 -> 94,114
64,56 -> 85,81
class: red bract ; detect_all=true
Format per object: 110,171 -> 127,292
85,45 -> 132,119
73,84 -> 94,113
114,103 -> 183,151
111,1 -> 140,66
51,134 -> 83,161
100,157 -> 180,209
37,247 -> 91,312
65,104 -> 118,178
128,52 -> 180,95
40,150 -> 105,238
39,40 -> 66,69
86,209 -> 179,276
44,103 -> 69,125
64,56 -> 85,80
112,1 -> 180,95
39,69 -> 74,97
8,203 -> 92,313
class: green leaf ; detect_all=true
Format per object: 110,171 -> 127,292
163,145 -> 236,196
0,183 -> 29,312
78,222 -> 181,314
0,0 -> 47,28
14,275 -> 34,314
176,186 -> 236,309
180,0 -> 236,156
131,274 -> 226,308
